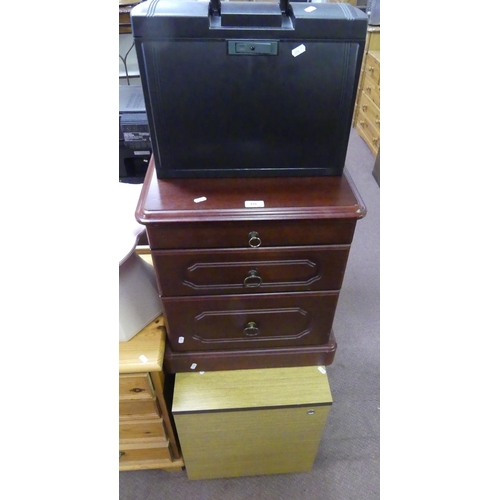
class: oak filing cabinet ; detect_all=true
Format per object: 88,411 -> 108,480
119,314 -> 183,471
172,365 -> 333,479
135,158 -> 366,372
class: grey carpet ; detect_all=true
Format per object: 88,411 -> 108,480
119,128 -> 380,499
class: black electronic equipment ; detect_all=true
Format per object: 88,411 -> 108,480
119,85 -> 151,183
131,0 -> 368,179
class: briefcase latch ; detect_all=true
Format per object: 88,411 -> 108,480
228,40 -> 278,55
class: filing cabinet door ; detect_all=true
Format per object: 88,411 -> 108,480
174,405 -> 331,479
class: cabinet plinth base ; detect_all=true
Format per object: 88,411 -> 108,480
164,331 -> 337,373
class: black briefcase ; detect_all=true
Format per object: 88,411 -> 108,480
131,0 -> 368,179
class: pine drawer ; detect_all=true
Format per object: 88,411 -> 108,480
119,373 -> 155,400
358,91 -> 380,132
360,72 -> 380,109
119,418 -> 168,445
364,51 -> 380,84
119,399 -> 161,420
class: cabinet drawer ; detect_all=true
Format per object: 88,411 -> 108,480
119,399 -> 161,420
119,446 -> 173,470
358,92 -> 380,132
360,72 -> 380,109
146,219 -> 357,250
356,113 -> 380,152
152,245 -> 350,296
364,51 -> 380,84
119,418 -> 167,445
119,373 -> 155,400
162,291 -> 338,351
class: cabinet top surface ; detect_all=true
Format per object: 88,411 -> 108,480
136,158 -> 366,224
119,315 -> 165,373
172,366 -> 333,413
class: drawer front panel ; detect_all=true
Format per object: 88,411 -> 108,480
119,399 -> 161,420
119,373 -> 155,400
358,92 -> 380,131
119,418 -> 167,443
356,112 -> 380,152
364,52 -> 380,84
147,219 -> 356,250
152,245 -> 350,296
360,72 -> 380,108
162,291 -> 338,351
119,446 -> 172,470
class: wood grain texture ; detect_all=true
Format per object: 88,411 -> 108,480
150,371 -> 182,460
119,447 -> 183,472
119,418 -> 168,444
172,365 -> 332,413
151,245 -> 350,296
118,311 -> 184,466
162,291 -> 338,351
136,157 -> 366,224
353,26 -> 380,156
119,316 -> 165,373
147,218 -> 357,250
119,399 -> 161,420
119,373 -> 155,400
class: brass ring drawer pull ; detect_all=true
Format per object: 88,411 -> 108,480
243,270 -> 262,288
244,322 -> 260,336
248,231 -> 262,248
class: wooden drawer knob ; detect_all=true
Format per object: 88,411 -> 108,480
368,66 -> 374,72
248,231 -> 262,248
362,105 -> 368,111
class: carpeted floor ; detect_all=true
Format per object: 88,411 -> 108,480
119,128 -> 380,499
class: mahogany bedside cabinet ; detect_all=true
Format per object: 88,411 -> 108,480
135,158 -> 366,372
119,313 -> 184,471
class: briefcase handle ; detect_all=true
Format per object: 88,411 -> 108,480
209,0 -> 291,16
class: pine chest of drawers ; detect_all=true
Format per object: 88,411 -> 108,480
119,315 -> 183,471
354,26 -> 380,156
136,158 -> 366,372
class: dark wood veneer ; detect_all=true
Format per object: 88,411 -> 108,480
135,158 -> 365,371
163,331 -> 337,373
161,291 -> 339,352
136,156 -> 366,224
151,245 -> 350,296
